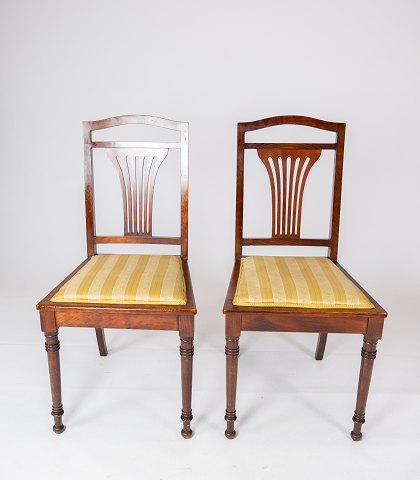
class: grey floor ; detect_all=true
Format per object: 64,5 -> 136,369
1,295 -> 419,479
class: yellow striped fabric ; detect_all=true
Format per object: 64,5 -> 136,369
233,256 -> 374,309
51,254 -> 186,305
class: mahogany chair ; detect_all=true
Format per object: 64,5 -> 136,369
223,116 -> 387,441
37,115 -> 196,438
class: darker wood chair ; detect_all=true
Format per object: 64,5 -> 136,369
37,115 -> 196,438
223,115 -> 387,441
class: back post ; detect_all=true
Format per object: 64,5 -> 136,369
84,122 -> 96,257
328,123 -> 346,262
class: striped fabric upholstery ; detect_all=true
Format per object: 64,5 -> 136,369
233,256 -> 374,309
51,254 -> 186,305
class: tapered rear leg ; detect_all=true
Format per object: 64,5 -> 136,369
95,328 -> 108,356
315,333 -> 328,360
179,316 -> 194,438
45,331 -> 65,433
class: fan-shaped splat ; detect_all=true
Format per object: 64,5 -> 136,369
257,149 -> 321,238
107,148 -> 169,236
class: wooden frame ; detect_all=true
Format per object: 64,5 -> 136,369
37,115 -> 196,437
224,115 -> 387,440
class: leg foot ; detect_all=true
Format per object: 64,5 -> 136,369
181,409 -> 193,438
181,430 -> 193,439
315,333 -> 328,360
351,336 -> 378,441
224,409 -> 237,439
350,430 -> 363,441
53,423 -> 66,434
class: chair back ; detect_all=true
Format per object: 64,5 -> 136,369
83,115 -> 189,259
235,115 -> 346,261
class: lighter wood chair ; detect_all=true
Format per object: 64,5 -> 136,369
37,115 -> 196,438
223,116 -> 387,441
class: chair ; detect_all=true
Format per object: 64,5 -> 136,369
223,115 -> 387,441
37,115 -> 196,438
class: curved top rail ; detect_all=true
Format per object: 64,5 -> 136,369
239,115 -> 344,133
84,115 -> 188,132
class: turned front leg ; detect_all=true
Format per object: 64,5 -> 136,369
351,336 -> 378,441
180,337 -> 194,438
45,332 -> 65,433
225,336 -> 239,439
179,316 -> 194,438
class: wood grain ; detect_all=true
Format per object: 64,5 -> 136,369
37,115 -> 196,437
224,115 -> 387,441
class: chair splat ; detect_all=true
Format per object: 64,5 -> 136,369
108,148 -> 169,236
257,148 -> 321,238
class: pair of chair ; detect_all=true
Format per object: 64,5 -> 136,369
37,115 -> 387,441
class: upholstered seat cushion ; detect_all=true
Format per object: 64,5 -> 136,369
51,254 -> 186,305
233,256 -> 374,309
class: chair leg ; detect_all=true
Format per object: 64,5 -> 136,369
315,333 -> 328,360
225,336 -> 239,439
351,336 -> 379,441
95,328 -> 108,356
44,332 -> 65,434
179,316 -> 194,438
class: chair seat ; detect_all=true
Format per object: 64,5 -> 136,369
51,254 -> 186,305
233,256 -> 374,309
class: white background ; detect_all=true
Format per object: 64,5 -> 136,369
1,1 -> 420,479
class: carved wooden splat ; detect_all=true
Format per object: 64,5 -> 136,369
257,148 -> 321,238
107,148 -> 169,236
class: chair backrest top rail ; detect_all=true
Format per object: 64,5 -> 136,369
239,115 -> 344,132
84,115 -> 187,132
